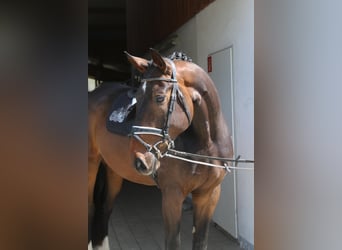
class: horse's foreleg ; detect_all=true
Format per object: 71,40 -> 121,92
191,185 -> 221,250
161,188 -> 185,250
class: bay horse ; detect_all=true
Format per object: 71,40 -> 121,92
88,49 -> 233,250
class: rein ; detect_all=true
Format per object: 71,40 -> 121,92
130,58 -> 254,176
165,149 -> 254,172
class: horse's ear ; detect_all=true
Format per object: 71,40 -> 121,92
188,88 -> 202,105
150,48 -> 167,73
124,51 -> 149,73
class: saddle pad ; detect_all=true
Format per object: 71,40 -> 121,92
106,89 -> 136,136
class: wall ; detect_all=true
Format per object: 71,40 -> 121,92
162,0 -> 254,247
126,0 -> 214,56
162,17 -> 198,63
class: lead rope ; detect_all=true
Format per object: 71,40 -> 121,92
164,149 -> 254,172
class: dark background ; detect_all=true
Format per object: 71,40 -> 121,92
88,0 -> 214,81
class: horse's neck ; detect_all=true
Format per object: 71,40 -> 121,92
178,62 -> 231,153
191,94 -> 229,149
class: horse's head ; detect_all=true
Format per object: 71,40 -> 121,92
125,49 -> 200,176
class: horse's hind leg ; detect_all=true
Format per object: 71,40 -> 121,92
102,166 -> 123,245
91,164 -> 123,248
191,185 -> 221,250
88,153 -> 101,244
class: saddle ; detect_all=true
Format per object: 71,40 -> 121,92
106,87 -> 137,136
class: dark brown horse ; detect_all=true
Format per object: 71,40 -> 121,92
88,49 -> 233,250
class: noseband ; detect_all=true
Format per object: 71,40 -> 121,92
130,58 -> 191,160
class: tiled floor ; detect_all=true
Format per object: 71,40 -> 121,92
92,181 -> 242,250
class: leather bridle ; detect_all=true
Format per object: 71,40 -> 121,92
130,58 -> 191,160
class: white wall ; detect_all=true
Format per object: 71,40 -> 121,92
162,0 -> 254,247
163,17 -> 198,62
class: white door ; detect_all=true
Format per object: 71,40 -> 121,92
208,47 -> 237,238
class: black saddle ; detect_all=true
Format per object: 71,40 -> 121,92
106,87 -> 136,136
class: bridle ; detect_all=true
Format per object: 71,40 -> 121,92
130,58 -> 255,181
130,58 -> 191,160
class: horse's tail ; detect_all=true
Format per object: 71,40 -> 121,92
90,161 -> 109,247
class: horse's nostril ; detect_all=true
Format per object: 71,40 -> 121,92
135,158 -> 146,171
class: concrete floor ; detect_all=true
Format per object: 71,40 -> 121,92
90,181 -> 242,250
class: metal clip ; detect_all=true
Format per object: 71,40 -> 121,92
235,155 -> 241,167
224,163 -> 231,173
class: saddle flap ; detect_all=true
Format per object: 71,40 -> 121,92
106,89 -> 136,136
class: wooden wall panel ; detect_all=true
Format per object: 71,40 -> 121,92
126,0 -> 215,56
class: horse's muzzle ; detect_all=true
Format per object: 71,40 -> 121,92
134,151 -> 159,175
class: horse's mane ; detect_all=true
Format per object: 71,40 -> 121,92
169,53 -> 224,124
175,59 -> 232,157
167,51 -> 192,62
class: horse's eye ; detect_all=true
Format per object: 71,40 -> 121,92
155,95 -> 165,104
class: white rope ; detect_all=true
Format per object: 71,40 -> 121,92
164,153 -> 254,171
167,149 -> 254,164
